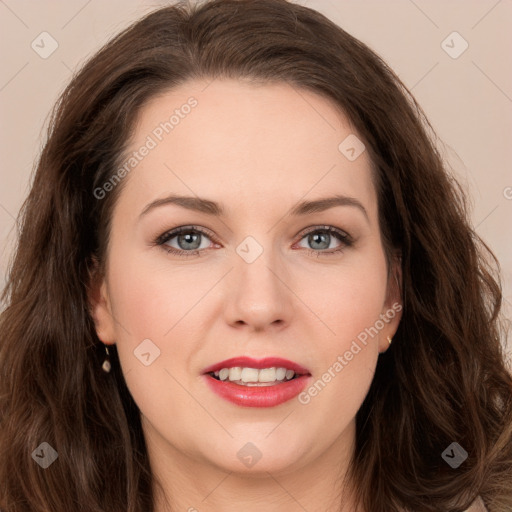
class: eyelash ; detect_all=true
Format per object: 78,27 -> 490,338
154,225 -> 353,258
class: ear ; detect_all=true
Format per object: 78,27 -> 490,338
86,256 -> 116,345
378,253 -> 403,354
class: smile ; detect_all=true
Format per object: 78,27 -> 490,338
202,356 -> 312,407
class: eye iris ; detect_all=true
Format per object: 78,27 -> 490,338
178,232 -> 201,250
309,231 -> 330,250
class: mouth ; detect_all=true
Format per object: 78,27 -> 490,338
201,356 -> 312,407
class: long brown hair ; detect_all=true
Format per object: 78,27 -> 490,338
1,1 -> 511,510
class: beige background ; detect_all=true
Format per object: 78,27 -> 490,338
0,0 -> 511,355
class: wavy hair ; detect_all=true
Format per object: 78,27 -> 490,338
1,0 -> 511,510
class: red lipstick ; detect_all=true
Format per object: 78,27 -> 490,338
202,356 -> 312,408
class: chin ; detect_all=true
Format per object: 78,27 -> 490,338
200,435 -> 311,476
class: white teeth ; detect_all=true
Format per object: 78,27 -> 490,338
241,368 -> 259,382
276,367 -> 286,380
228,367 -> 242,381
215,366 -> 296,383
258,367 -> 276,382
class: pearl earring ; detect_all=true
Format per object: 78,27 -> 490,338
102,345 -> 111,373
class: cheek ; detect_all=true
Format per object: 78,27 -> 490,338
301,347 -> 378,444
107,249 -> 197,339
106,254 -> 201,430
298,281 -> 382,434
308,256 -> 388,344
297,252 -> 387,414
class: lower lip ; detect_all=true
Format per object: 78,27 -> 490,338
203,374 -> 311,407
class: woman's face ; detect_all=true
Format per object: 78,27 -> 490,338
90,79 -> 401,477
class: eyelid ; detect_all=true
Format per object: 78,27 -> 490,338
296,224 -> 351,241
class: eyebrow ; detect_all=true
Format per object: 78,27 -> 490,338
139,193 -> 369,221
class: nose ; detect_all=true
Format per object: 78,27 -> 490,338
222,242 -> 295,333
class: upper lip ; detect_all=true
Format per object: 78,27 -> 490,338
202,357 -> 311,375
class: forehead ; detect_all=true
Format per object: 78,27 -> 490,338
116,79 -> 377,222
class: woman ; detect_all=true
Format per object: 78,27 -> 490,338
0,0 -> 510,510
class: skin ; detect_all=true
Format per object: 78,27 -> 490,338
89,78 -> 402,512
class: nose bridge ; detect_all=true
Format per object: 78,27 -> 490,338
225,233 -> 292,329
